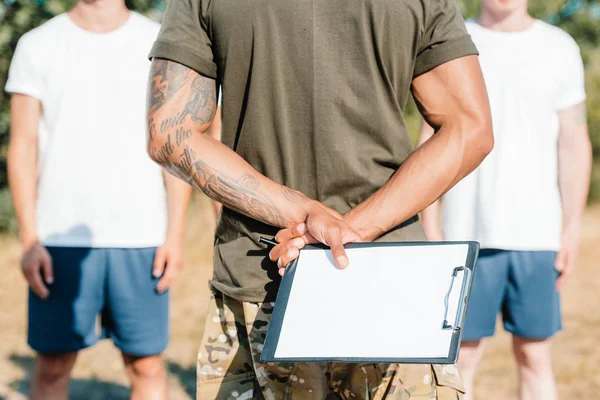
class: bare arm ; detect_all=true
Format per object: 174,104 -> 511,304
147,59 -> 359,267
558,102 -> 591,232
152,171 -> 193,293
8,94 -> 40,247
555,101 -> 592,289
207,105 -> 223,219
8,94 -> 53,299
163,171 -> 192,243
416,121 -> 445,241
147,59 -> 308,227
344,55 -> 494,240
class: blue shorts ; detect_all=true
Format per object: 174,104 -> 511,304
463,249 -> 561,341
28,247 -> 169,356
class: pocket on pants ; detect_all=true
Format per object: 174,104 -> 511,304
196,372 -> 255,400
432,365 -> 466,400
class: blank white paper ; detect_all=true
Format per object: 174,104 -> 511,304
273,244 -> 470,360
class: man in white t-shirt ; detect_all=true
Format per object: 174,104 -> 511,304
5,0 -> 197,398
419,1 -> 592,399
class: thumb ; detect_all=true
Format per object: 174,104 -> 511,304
42,253 -> 54,285
324,227 -> 349,269
555,250 -> 566,273
153,248 -> 167,278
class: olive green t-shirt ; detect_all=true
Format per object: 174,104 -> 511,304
150,0 -> 478,302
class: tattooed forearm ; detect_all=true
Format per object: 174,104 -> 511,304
146,58 -> 290,227
282,187 -> 309,204
191,159 -> 285,226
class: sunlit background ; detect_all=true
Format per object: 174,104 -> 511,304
0,0 -> 599,398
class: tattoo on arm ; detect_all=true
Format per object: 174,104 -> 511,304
146,59 -> 287,227
282,187 -> 309,204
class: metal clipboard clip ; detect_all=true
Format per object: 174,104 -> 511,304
442,266 -> 471,331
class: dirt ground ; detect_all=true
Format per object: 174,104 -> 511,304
0,196 -> 599,399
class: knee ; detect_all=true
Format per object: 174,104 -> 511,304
459,342 -> 483,374
125,355 -> 166,381
513,339 -> 552,373
36,354 -> 75,384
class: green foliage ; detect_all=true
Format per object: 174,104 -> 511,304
423,0 -> 600,202
0,0 -> 156,232
0,188 -> 17,233
0,0 -> 599,233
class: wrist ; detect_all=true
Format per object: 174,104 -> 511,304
19,231 -> 39,249
343,211 -> 383,242
563,219 -> 583,236
165,228 -> 185,245
287,190 -> 315,227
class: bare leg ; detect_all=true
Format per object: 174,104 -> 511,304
512,336 -> 557,400
122,353 -> 168,400
30,352 -> 78,400
458,340 -> 485,400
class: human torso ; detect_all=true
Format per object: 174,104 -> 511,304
203,0 -> 471,301
31,13 -> 167,247
443,20 -> 584,251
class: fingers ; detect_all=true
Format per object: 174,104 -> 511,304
323,226 -> 349,269
156,255 -> 183,294
556,268 -> 571,291
156,266 -> 177,294
275,223 -> 307,243
278,246 -> 300,277
153,248 -> 167,278
269,238 -> 305,265
555,251 -> 571,291
41,251 -> 54,285
26,268 -> 49,299
554,250 -> 566,273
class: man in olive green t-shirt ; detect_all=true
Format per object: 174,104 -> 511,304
146,0 -> 494,398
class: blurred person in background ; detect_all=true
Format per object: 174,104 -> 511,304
419,0 -> 592,399
4,0 -> 202,398
144,0 -> 494,397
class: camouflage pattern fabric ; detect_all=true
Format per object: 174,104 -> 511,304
197,290 -> 465,400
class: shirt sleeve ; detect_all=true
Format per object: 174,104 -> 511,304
148,0 -> 217,79
555,38 -> 586,111
5,34 -> 45,99
413,0 -> 478,77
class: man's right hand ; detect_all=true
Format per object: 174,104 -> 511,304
21,241 -> 53,299
269,201 -> 361,275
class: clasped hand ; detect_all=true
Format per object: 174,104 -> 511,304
268,201 -> 362,276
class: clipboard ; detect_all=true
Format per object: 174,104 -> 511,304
260,241 -> 479,364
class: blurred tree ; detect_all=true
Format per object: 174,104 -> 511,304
0,0 -> 599,232
0,0 -> 155,187
409,0 -> 600,201
0,0 -> 156,230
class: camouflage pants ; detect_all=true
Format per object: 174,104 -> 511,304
197,290 -> 465,400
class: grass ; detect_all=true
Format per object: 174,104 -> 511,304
0,195 -> 599,399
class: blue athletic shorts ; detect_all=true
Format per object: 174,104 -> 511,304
28,247 -> 169,356
463,249 -> 562,341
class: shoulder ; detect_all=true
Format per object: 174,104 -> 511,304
16,14 -> 68,51
535,21 -> 580,52
129,12 -> 161,35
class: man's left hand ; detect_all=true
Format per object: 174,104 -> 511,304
555,225 -> 582,291
153,238 -> 185,294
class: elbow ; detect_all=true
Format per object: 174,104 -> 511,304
477,122 -> 495,159
463,114 -> 494,164
146,131 -> 175,166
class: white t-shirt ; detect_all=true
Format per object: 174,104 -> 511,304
442,20 -> 586,251
6,13 -> 168,248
